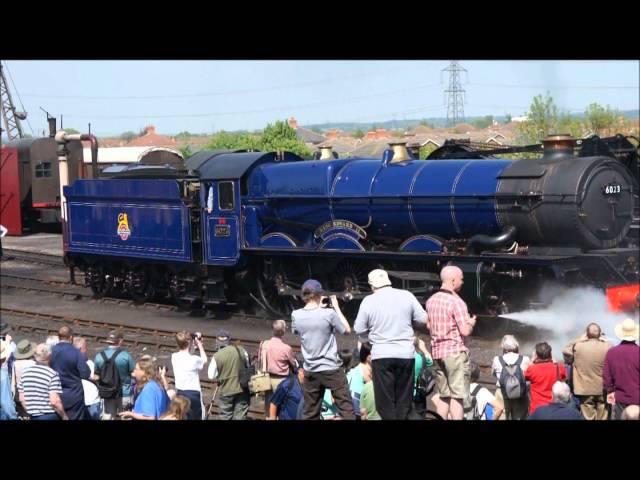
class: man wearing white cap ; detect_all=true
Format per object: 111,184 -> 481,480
603,318 -> 639,420
354,269 -> 428,420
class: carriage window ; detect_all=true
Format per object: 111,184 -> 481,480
218,181 -> 235,211
35,162 -> 52,178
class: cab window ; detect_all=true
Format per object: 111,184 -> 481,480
218,181 -> 234,211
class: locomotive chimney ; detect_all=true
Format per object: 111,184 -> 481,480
388,142 -> 411,163
319,146 -> 334,160
542,134 -> 576,160
47,116 -> 57,138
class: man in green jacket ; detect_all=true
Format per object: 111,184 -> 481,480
207,330 -> 251,420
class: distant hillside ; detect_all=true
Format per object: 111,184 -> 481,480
304,110 -> 639,133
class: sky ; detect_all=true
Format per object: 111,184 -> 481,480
3,60 -> 638,137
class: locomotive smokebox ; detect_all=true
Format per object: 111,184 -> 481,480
542,134 -> 576,160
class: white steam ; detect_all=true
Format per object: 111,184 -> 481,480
502,286 -> 629,358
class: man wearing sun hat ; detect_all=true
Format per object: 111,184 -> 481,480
13,339 -> 37,416
603,318 -> 639,420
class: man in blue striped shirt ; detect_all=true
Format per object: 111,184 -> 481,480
18,344 -> 68,420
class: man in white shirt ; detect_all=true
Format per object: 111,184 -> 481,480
73,337 -> 102,420
171,331 -> 207,420
0,224 -> 7,259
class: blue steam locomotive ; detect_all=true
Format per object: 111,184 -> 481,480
62,138 -> 639,320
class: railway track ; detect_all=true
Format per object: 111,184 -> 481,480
3,249 -> 65,267
0,273 -> 273,321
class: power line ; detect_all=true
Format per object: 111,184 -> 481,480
468,82 -> 638,90
60,83 -> 442,120
19,69 -> 411,100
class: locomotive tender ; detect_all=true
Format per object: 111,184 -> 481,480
62,137 -> 639,320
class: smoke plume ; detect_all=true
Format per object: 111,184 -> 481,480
501,286 -> 630,359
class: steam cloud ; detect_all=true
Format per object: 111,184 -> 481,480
501,286 -> 631,358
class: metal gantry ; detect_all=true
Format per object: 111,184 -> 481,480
442,61 -> 467,127
0,62 -> 25,140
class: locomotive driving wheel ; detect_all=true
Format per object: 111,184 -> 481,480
87,265 -> 113,298
126,268 -> 155,304
255,258 -> 306,318
327,259 -> 371,323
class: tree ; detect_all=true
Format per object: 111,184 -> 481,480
63,128 -> 80,134
504,113 -> 512,124
516,93 -> 558,144
310,126 -> 323,134
419,143 -> 438,159
120,131 -> 137,143
179,145 -> 192,158
471,115 -> 494,129
557,113 -> 585,139
259,120 -> 311,157
205,131 -> 260,150
419,120 -> 434,128
584,103 -> 616,136
352,129 -> 364,139
175,131 -> 192,141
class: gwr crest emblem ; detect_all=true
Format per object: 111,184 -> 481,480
117,213 -> 131,240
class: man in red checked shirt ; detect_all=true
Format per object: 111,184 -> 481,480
426,265 -> 476,420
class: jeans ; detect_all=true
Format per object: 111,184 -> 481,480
32,413 -> 61,420
302,368 -> 355,420
87,403 -> 102,420
177,390 -> 202,420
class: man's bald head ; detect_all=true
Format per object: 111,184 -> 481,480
440,265 -> 464,292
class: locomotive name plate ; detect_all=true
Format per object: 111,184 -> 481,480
215,224 -> 231,237
603,182 -> 622,196
314,219 -> 367,240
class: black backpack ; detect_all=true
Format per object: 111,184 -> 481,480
470,384 -> 486,420
498,355 -> 526,400
97,349 -> 123,399
415,352 -> 436,399
234,346 -> 253,392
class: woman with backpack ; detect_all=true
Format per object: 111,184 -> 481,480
118,357 -> 169,420
469,362 -> 503,420
491,335 -> 531,420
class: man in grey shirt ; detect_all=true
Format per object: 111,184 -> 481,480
354,269 -> 428,420
292,279 -> 355,420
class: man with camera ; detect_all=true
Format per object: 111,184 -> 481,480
172,331 -> 207,420
291,279 -> 355,420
